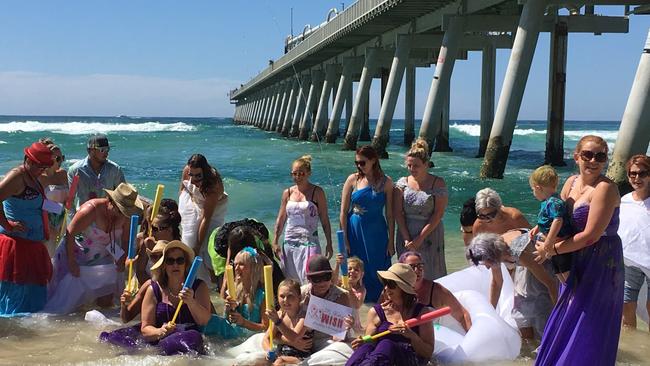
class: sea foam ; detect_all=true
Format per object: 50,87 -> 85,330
0,120 -> 196,135
450,123 -> 618,141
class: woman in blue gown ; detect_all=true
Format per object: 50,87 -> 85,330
340,145 -> 394,302
534,135 -> 623,366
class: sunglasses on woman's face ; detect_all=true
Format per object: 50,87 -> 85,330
151,225 -> 169,233
291,171 -> 306,177
55,155 -> 65,163
383,279 -> 398,289
628,170 -> 649,179
355,160 -> 367,167
165,256 -> 186,266
579,150 -> 607,163
308,273 -> 332,284
409,263 -> 424,271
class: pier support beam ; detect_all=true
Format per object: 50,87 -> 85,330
252,95 -> 263,125
372,35 -> 412,158
434,86 -> 452,151
545,19 -> 568,166
267,84 -> 283,131
360,93 -> 371,141
312,64 -> 339,141
254,91 -> 267,128
480,0 -> 547,179
274,83 -> 289,133
281,80 -> 299,136
607,29 -> 650,193
418,17 -> 464,152
479,43 -> 496,157
345,87 -> 353,135
344,48 -> 379,150
260,88 -> 274,129
290,77 -> 310,137
405,65 -> 416,146
326,58 -> 355,143
299,70 -> 323,140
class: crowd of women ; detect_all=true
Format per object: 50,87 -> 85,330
0,133 -> 648,365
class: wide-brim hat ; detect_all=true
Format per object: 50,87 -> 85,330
104,183 -> 144,217
150,240 -> 195,273
24,142 -> 54,167
146,240 -> 169,257
377,263 -> 417,294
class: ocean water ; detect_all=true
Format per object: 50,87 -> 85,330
0,115 -> 648,365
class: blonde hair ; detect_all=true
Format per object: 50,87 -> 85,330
278,279 -> 301,298
575,135 -> 608,154
406,138 -> 431,166
348,256 -> 364,272
39,137 -> 60,153
293,155 -> 312,172
530,165 -> 559,188
234,249 -> 264,309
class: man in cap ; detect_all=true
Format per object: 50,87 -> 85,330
67,134 -> 126,216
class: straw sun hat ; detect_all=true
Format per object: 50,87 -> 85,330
103,183 -> 144,217
377,263 -> 417,295
146,240 -> 169,257
150,240 -> 195,274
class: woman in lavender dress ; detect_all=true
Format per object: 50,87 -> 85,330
534,135 -> 623,365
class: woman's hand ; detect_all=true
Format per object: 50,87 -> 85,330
351,336 -> 364,350
120,289 -> 133,306
389,321 -> 416,340
272,243 -> 282,258
159,322 -> 176,340
325,244 -> 334,259
265,308 -> 280,323
533,240 -> 552,264
224,295 -> 238,311
293,335 -> 313,352
179,287 -> 195,306
228,310 -> 244,325
386,241 -> 395,257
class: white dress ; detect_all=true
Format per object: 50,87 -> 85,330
179,180 -> 228,284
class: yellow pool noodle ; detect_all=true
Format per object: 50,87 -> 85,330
226,265 -> 236,298
263,265 -> 274,347
148,184 -> 165,237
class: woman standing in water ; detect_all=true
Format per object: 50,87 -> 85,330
179,154 -> 228,284
534,135 -> 623,365
38,138 -> 69,256
394,139 -> 448,280
0,142 -> 54,314
273,155 -> 333,284
340,145 -> 394,302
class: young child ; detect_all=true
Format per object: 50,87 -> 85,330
264,279 -> 313,365
529,165 -> 574,283
204,247 -> 269,338
332,254 -> 366,334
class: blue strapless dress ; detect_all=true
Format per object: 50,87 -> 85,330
535,205 -> 623,366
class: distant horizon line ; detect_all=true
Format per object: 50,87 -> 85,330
0,114 -> 621,124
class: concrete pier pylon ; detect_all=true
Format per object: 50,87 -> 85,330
372,35 -> 412,158
255,91 -> 267,128
267,84 -> 283,131
290,77 -> 310,137
299,69 -> 324,140
260,88 -> 274,129
252,95 -> 263,125
405,65 -> 416,146
607,29 -> 650,192
326,58 -> 355,143
344,48 -> 379,150
312,64 -> 339,141
345,86 -> 353,136
360,91 -> 371,141
273,82 -> 290,132
480,0 -> 547,179
545,19 -> 568,166
479,43 -> 496,157
434,86 -> 452,151
418,17 -> 464,152
281,80 -> 299,136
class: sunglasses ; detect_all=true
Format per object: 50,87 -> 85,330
94,147 -> 110,154
55,155 -> 65,163
291,171 -> 306,177
151,225 -> 169,233
477,210 -> 498,221
409,263 -> 424,271
308,272 -> 332,284
355,160 -> 367,167
165,256 -> 186,266
628,170 -> 649,179
383,279 -> 398,289
579,150 -> 607,163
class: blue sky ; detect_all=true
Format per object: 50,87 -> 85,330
0,1 -> 648,120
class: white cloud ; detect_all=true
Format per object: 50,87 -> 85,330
0,71 -> 238,117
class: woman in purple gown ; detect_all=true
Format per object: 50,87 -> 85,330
534,135 -> 623,366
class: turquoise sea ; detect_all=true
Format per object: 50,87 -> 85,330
1,115 -> 648,365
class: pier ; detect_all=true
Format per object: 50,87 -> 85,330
230,0 -> 650,180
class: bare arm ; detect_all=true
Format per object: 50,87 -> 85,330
180,281 -> 212,326
556,181 -> 620,254
393,184 -> 411,245
433,283 -> 472,332
413,177 -> 448,249
140,286 -> 171,341
315,186 -> 333,259
272,188 -> 290,256
121,279 -> 151,323
519,251 -> 558,304
339,174 -> 355,254
0,169 -> 25,230
409,310 -> 435,358
349,287 -> 366,310
384,177 -> 395,257
543,218 -> 563,249
66,201 -> 99,277
489,265 -> 503,308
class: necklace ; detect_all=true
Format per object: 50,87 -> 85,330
166,287 -> 180,300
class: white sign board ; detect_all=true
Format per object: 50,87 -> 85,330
304,295 -> 353,339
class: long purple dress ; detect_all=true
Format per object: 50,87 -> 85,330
535,205 -> 623,366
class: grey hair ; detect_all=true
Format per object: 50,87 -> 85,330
466,233 -> 509,265
475,188 -> 502,211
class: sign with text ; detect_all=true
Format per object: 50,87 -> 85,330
304,295 -> 353,339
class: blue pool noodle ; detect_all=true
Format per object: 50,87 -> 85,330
183,256 -> 203,289
337,230 -> 348,276
128,215 -> 139,259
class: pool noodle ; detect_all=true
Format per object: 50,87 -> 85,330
225,265 -> 236,298
362,306 -> 451,342
147,184 -> 165,237
263,265 -> 274,348
171,256 -> 203,324
336,230 -> 349,289
126,215 -> 139,291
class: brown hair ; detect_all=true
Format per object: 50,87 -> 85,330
574,135 -> 608,154
186,154 -> 223,195
406,138 -> 433,168
355,145 -> 383,179
278,278 -> 301,298
626,154 -> 650,173
293,155 -> 312,173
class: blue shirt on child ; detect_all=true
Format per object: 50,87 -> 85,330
537,193 -> 573,238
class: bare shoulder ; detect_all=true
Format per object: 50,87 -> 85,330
504,206 -> 524,219
431,174 -> 446,187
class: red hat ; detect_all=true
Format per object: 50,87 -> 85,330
24,142 -> 54,167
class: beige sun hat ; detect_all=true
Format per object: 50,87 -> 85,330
150,240 -> 195,275
377,263 -> 417,295
146,240 -> 169,257
104,183 -> 144,217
